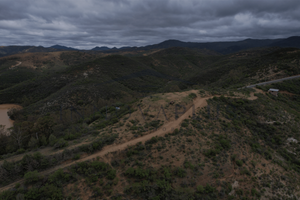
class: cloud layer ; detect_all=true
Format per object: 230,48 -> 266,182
0,0 -> 299,49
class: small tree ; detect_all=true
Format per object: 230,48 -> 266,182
0,125 -> 9,154
24,170 -> 41,184
7,107 -> 22,120
54,138 -> 68,149
40,135 -> 48,146
28,137 -> 38,149
33,116 -> 55,138
197,185 -> 205,193
16,193 -> 24,200
49,134 -> 57,146
9,127 -> 24,149
0,125 -> 7,135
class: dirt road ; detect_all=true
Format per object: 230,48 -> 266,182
9,61 -> 22,69
242,74 -> 300,88
0,92 -> 259,192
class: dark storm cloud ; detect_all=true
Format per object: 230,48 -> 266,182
0,0 -> 299,49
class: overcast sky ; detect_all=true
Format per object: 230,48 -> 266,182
0,0 -> 299,49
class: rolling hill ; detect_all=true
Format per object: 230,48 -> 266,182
0,44 -> 300,199
0,46 -> 299,111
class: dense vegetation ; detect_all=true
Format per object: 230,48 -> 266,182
0,46 -> 300,199
2,82 -> 300,199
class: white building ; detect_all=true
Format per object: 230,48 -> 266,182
268,88 -> 279,96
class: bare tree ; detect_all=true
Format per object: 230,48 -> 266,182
0,125 -> 8,136
9,127 -> 24,149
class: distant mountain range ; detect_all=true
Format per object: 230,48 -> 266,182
138,36 -> 300,54
91,46 -> 111,51
49,45 -> 78,51
0,36 -> 299,57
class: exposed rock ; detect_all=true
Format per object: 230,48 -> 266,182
287,137 -> 298,144
229,181 -> 239,195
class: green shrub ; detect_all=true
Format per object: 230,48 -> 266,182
204,184 -> 215,194
24,187 -> 40,199
33,152 -> 43,161
174,128 -> 179,134
49,168 -> 70,184
145,137 -> 158,145
25,184 -> 63,200
204,149 -> 219,157
236,189 -> 243,195
16,193 -> 24,200
218,135 -> 231,149
240,167 -> 251,176
41,184 -> 64,199
199,90 -> 205,94
149,120 -> 160,128
91,161 -> 109,171
251,188 -> 258,196
184,160 -> 195,170
125,167 -> 135,176
264,151 -> 272,160
126,149 -> 139,157
16,148 -> 26,154
197,185 -> 204,193
15,183 -> 21,189
93,187 -> 103,197
49,134 -> 57,146
40,135 -> 48,146
107,169 -> 116,180
250,160 -> 257,168
181,122 -> 189,127
54,138 -> 68,149
130,126 -> 139,130
174,167 -> 186,178
200,131 -> 207,136
28,137 -> 38,149
64,133 -> 76,140
188,93 -> 197,99
219,139 -> 231,149
73,154 -> 80,160
236,160 -> 243,167
231,154 -> 237,161
24,170 -> 41,184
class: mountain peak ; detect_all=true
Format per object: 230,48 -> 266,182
159,39 -> 184,44
50,45 -> 77,50
91,46 -> 111,51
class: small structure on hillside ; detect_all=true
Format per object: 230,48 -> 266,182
268,88 -> 279,96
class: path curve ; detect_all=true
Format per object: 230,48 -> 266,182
9,61 -> 22,69
0,93 -> 258,192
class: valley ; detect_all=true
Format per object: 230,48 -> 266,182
0,44 -> 300,200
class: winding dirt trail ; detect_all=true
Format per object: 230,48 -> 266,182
0,92 -> 260,192
9,61 -> 22,69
